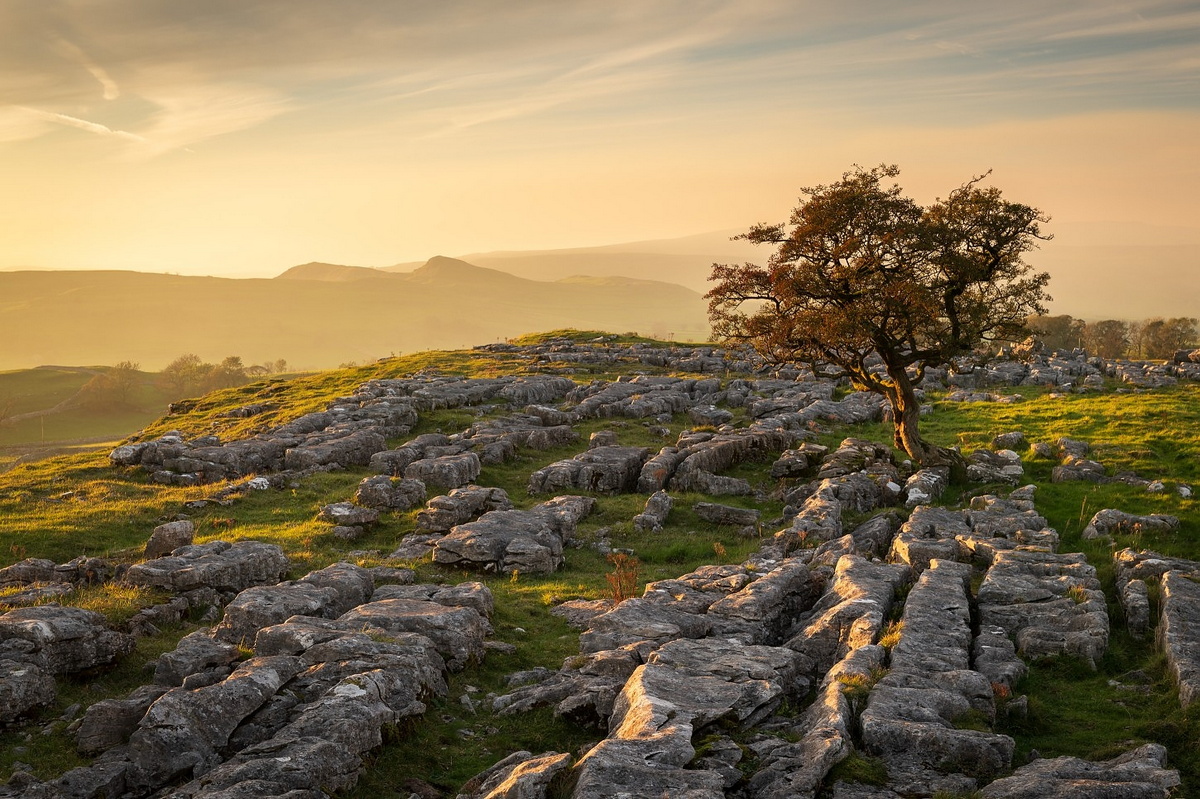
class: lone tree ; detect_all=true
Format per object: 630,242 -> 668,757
707,164 -> 1051,469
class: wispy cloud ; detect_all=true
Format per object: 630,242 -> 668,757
21,107 -> 147,144
135,85 -> 291,155
53,38 -> 119,100
0,107 -> 51,143
1,0 -> 1197,157
1042,6 -> 1200,41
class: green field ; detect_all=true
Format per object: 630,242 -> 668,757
0,364 -> 274,473
0,339 -> 1198,794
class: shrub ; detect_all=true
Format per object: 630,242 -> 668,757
605,553 -> 640,605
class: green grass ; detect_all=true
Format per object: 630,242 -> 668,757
507,329 -> 706,347
824,751 -> 889,787
0,407 -> 160,447
922,384 -> 1200,486
0,366 -> 178,447
0,367 -> 94,416
0,454 -> 212,565
999,633 -> 1200,786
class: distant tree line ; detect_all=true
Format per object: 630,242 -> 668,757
72,355 -> 294,410
1029,315 -> 1198,359
158,355 -> 291,400
75,361 -> 141,410
158,354 -> 249,399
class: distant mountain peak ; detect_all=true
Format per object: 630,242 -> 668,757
405,256 -> 526,285
276,262 -> 388,281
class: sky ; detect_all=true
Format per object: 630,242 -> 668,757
1,0 -> 1198,278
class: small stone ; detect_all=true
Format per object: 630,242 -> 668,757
332,525 -> 364,541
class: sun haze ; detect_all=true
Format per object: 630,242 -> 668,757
1,1 -> 1197,309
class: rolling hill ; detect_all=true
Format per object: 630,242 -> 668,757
381,230 -> 763,293
6,222 -> 1196,373
379,229 -> 763,291
0,258 -> 709,371
382,225 -> 1200,320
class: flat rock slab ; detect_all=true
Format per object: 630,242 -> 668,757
580,562 -> 821,654
527,445 -> 649,494
669,428 -> 795,496
125,654 -> 306,789
125,540 -> 290,594
153,629 -> 241,687
817,438 -> 895,480
772,478 -> 868,555
319,501 -> 381,527
904,467 -> 950,507
283,428 -> 389,471
458,750 -> 572,799
0,604 -> 134,675
693,501 -> 760,527
1159,570 -> 1200,707
862,560 -> 1014,788
633,637 -> 808,728
213,562 -> 376,645
0,558 -> 66,587
145,520 -> 195,559
786,555 -> 909,677
1114,548 -> 1200,586
569,640 -> 763,798
550,599 -> 612,630
353,476 -> 427,511
432,497 -> 594,575
887,505 -> 970,572
371,580 -> 494,617
338,598 -> 487,671
416,485 -> 512,533
632,489 -> 673,532
75,684 -> 171,755
1083,509 -> 1180,539
405,452 -> 482,491
0,658 -> 56,726
978,549 -> 1109,668
980,743 -> 1180,798
571,738 -> 726,799
707,560 -> 821,646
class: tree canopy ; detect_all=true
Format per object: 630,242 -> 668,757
707,164 -> 1051,468
158,353 -> 251,399
1028,315 -> 1198,360
1137,317 -> 1198,360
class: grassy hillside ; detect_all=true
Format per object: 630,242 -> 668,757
0,366 -> 177,472
0,338 -> 1198,794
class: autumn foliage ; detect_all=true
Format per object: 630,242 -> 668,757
707,165 -> 1051,468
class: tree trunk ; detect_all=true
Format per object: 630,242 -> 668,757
885,364 -> 967,480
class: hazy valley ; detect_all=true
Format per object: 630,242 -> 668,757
0,255 -> 708,372
3,223 -> 1197,373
